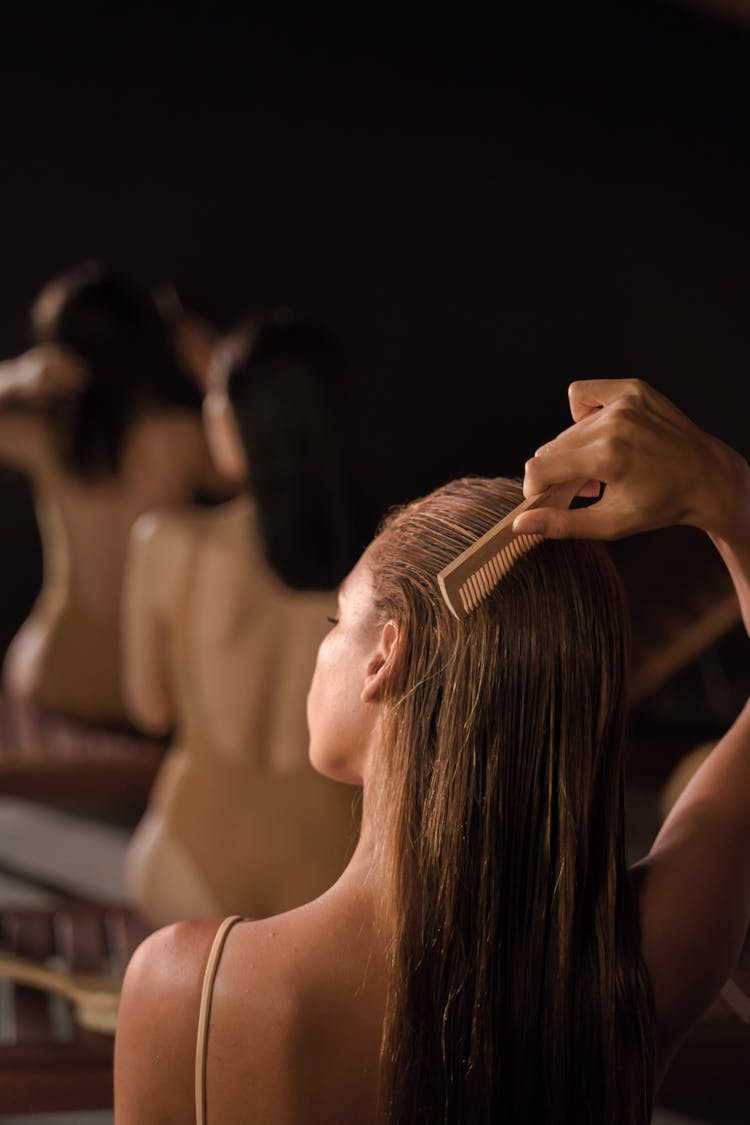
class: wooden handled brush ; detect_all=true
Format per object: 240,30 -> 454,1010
0,948 -> 121,1034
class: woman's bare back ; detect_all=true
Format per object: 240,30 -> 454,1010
140,495 -> 337,767
122,494 -> 360,923
115,844 -> 385,1125
3,410 -> 215,723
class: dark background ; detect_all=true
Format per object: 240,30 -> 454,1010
1,0 -> 749,656
2,9 -> 750,1117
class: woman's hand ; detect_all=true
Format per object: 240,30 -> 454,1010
512,378 -> 750,546
0,344 -> 88,405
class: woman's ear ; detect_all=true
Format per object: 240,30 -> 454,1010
362,620 -> 401,703
203,388 -> 248,485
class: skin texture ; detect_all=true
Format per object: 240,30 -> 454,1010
0,348 -> 220,723
114,378 -> 750,1123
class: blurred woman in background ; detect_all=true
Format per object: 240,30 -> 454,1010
121,311 -> 371,924
0,261 -> 226,726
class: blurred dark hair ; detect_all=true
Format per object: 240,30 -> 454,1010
31,260 -> 203,479
226,310 -> 372,591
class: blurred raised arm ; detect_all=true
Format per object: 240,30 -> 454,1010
0,345 -> 86,470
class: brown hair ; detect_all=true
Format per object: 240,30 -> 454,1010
367,476 -> 654,1124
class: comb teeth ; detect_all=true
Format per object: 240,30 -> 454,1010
457,533 -> 543,614
437,489 -> 552,620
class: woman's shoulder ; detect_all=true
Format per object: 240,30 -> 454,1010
117,913 -> 291,1033
130,501 -> 208,544
114,917 -> 236,1122
127,498 -> 259,600
131,497 -> 251,591
132,494 -> 252,544
124,506 -> 198,599
115,895 -> 380,1123
118,916 -> 223,1031
124,913 -> 217,972
115,915 -> 278,1084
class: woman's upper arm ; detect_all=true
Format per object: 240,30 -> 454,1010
633,696 -> 750,1053
114,930 -> 172,1123
114,921 -> 212,1124
121,511 -> 190,735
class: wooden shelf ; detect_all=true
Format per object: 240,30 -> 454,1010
0,695 -> 165,804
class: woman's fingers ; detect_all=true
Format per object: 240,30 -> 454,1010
518,377 -> 740,541
515,476 -> 613,540
512,502 -> 620,540
536,380 -> 646,458
517,378 -> 662,540
522,448 -> 609,498
567,377 -> 651,421
577,479 -> 603,497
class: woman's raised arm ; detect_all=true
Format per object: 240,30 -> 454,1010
0,345 -> 86,470
515,377 -> 750,1064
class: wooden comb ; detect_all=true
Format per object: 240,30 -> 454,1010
437,489 -> 554,619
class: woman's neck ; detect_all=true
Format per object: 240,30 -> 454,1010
323,783 -> 379,901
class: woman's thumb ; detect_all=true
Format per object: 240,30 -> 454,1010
512,505 -> 613,540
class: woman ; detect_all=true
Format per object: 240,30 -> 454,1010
121,312 -> 367,925
0,261 -> 224,725
114,378 -> 750,1123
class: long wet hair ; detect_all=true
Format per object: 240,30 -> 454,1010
366,476 -> 654,1125
31,260 -> 202,480
225,310 -> 374,591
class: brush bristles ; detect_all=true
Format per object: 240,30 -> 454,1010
457,533 -> 543,613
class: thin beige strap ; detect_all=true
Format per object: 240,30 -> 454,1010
195,915 -> 243,1125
